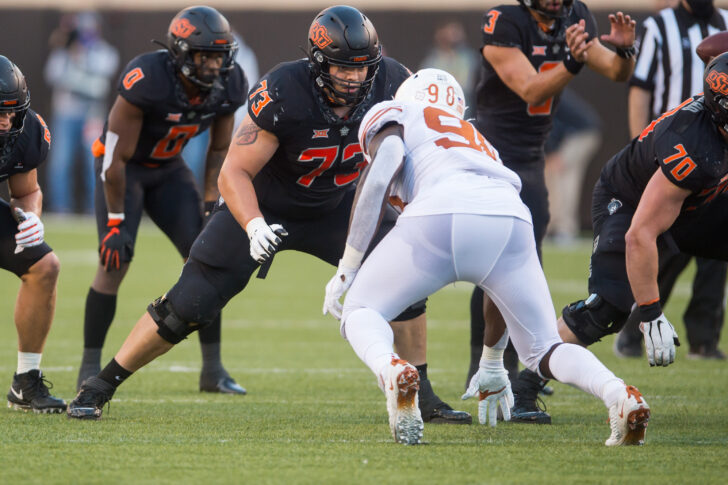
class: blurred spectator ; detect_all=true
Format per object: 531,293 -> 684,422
544,88 -> 602,245
44,11 -> 119,213
419,20 -> 479,117
182,32 -> 259,187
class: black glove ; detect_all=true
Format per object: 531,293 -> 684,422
99,219 -> 134,271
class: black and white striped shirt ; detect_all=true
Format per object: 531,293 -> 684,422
630,4 -> 728,118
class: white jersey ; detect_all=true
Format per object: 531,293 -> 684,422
358,100 -> 532,223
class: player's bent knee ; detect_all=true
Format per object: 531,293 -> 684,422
147,296 -> 213,344
391,298 -> 426,321
561,294 -> 628,346
26,252 -> 60,283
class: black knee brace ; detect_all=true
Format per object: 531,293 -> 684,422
561,294 -> 629,346
392,298 -> 427,321
147,296 -> 211,344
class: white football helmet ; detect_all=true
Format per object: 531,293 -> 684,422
394,68 -> 466,119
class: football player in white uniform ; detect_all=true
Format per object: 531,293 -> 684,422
323,68 -> 651,446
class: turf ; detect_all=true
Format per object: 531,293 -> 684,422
0,216 -> 726,484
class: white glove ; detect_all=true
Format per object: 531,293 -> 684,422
14,209 -> 44,252
461,363 -> 514,426
322,260 -> 359,320
640,313 -> 680,367
245,217 -> 287,264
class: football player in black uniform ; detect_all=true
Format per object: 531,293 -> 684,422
0,56 -> 66,413
466,0 -> 637,423
557,52 -> 728,368
67,5 -> 471,424
75,6 -> 248,394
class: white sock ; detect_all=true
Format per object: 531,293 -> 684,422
17,352 -> 42,374
547,344 -> 625,409
344,308 -> 398,387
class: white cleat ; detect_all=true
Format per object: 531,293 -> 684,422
383,359 -> 424,445
605,385 -> 650,446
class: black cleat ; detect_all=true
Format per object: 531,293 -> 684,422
613,331 -> 643,359
510,369 -> 552,424
199,373 -> 246,395
419,376 -> 472,424
7,370 -> 66,414
67,377 -> 115,420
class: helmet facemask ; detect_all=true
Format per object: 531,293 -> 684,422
307,6 -> 382,108
165,6 -> 238,91
0,56 -> 30,160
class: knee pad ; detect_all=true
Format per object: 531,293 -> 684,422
147,296 -> 212,344
561,294 -> 629,346
392,298 -> 427,321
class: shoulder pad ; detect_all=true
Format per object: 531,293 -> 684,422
481,5 -> 524,49
117,51 -> 172,108
358,100 -> 406,156
248,60 -> 309,132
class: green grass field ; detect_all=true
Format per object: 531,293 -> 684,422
0,216 -> 726,484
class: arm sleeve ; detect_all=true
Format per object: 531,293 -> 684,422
344,135 -> 406,261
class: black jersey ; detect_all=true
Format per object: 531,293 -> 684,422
248,57 -> 410,219
475,2 -> 597,161
99,50 -> 246,165
600,95 -> 728,216
0,109 -> 50,184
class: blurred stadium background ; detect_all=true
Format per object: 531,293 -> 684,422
4,0 -> 728,224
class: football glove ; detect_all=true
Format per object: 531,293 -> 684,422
322,260 -> 359,320
640,313 -> 680,367
13,208 -> 44,253
461,363 -> 514,427
245,217 -> 287,264
99,218 -> 134,271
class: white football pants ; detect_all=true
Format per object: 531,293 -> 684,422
342,213 -> 562,372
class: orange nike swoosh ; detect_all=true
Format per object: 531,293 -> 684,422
479,386 -> 506,400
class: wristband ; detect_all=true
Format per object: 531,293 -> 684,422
638,300 -> 662,321
107,212 -> 125,227
616,45 -> 637,59
563,52 -> 584,75
480,346 -> 504,363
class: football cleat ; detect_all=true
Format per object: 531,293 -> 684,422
605,385 -> 650,446
6,370 -> 66,414
419,376 -> 472,424
199,373 -> 247,395
67,377 -> 115,420
510,368 -> 551,424
383,359 -> 424,445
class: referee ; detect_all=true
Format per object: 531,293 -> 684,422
617,0 -> 728,360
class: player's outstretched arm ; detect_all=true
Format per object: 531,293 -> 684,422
626,170 -> 686,366
323,125 -> 405,320
204,112 -> 235,204
586,12 -> 636,82
482,45 -> 575,106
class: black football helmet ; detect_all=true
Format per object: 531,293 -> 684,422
166,6 -> 237,90
0,56 -> 30,160
703,52 -> 728,132
307,5 -> 382,107
518,0 -> 574,19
